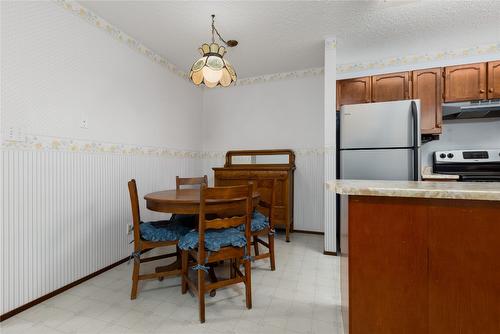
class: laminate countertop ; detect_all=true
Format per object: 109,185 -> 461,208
327,179 -> 500,201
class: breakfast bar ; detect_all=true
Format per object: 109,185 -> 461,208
328,180 -> 500,334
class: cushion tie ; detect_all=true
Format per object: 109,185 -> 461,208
191,251 -> 212,273
243,247 -> 254,262
128,250 -> 142,265
191,264 -> 210,273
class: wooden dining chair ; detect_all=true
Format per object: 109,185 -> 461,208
176,175 -> 208,189
250,179 -> 277,270
172,175 -> 209,227
127,179 -> 187,299
180,184 -> 253,323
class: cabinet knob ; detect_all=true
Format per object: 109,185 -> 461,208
489,88 -> 494,93
480,89 -> 485,93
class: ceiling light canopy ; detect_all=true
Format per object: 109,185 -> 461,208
190,15 -> 237,88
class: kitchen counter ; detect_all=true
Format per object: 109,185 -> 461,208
333,179 -> 500,334
328,179 -> 500,201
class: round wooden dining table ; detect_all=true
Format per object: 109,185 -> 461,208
144,188 -> 260,215
144,188 -> 260,295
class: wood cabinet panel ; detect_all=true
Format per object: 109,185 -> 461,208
428,200 -> 500,334
342,196 -> 500,334
412,68 -> 443,135
336,77 -> 371,110
348,196 -> 429,334
444,63 -> 486,102
487,60 -> 500,99
371,72 -> 410,102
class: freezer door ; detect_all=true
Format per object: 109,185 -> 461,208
340,100 -> 421,149
340,149 -> 420,181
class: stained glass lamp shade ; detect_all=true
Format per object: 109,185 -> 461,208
190,42 -> 237,88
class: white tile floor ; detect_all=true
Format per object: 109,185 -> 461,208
1,233 -> 343,334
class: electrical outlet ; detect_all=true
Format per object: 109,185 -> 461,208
6,127 -> 25,142
7,127 -> 15,141
80,119 -> 88,129
127,224 -> 133,235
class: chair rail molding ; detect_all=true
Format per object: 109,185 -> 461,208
1,134 -> 202,158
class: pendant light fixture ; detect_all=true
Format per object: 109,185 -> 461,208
190,15 -> 237,88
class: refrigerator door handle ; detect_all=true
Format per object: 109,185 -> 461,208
411,100 -> 419,181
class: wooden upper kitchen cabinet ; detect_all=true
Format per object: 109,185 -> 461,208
444,62 -> 487,102
336,77 -> 371,110
412,68 -> 443,135
487,60 -> 500,99
371,71 -> 410,102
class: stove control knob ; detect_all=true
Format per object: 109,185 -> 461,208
439,153 -> 446,159
447,153 -> 454,159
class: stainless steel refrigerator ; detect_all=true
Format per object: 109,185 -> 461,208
339,100 -> 421,181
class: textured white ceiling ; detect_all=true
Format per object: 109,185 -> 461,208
81,1 -> 500,78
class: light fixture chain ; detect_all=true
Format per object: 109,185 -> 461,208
211,14 -> 215,44
211,14 -> 229,47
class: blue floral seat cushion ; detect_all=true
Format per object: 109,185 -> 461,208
178,228 -> 247,252
238,211 -> 269,232
140,220 -> 191,242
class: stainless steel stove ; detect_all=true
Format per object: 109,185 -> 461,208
433,149 -> 500,182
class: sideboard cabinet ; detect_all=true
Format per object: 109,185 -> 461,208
213,150 -> 295,242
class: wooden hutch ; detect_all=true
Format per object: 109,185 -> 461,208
213,149 -> 296,242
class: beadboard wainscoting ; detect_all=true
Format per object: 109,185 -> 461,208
203,150 -> 325,234
0,146 -> 202,315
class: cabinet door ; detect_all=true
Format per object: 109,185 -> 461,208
372,72 -> 410,102
487,61 -> 500,99
412,68 -> 443,135
444,63 -> 486,102
428,201 -> 500,334
348,196 -> 429,334
337,77 -> 371,110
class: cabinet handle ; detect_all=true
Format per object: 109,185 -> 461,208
480,89 -> 485,93
489,88 -> 494,93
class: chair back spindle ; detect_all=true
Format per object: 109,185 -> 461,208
127,179 -> 142,251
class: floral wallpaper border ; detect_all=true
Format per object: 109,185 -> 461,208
1,135 -> 201,158
235,67 -> 325,86
55,1 -> 499,86
54,0 -> 187,80
1,135 -> 327,158
336,42 -> 500,74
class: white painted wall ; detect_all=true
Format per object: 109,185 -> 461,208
0,1 -> 202,314
202,76 -> 324,151
202,75 -> 325,233
1,1 -> 202,150
421,119 -> 500,167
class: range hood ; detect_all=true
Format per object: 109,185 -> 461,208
443,100 -> 500,120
